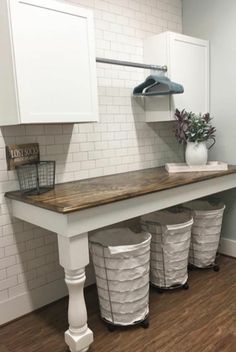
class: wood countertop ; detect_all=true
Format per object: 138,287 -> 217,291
5,166 -> 236,214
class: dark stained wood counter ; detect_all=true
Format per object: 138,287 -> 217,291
5,166 -> 236,214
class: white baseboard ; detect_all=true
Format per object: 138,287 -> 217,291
0,279 -> 68,326
219,237 -> 236,258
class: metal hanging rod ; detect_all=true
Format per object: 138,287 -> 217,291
96,57 -> 167,72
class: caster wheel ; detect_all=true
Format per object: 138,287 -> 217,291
213,265 -> 220,272
107,324 -> 116,332
183,283 -> 189,290
141,319 -> 149,329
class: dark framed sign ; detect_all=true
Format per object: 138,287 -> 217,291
6,143 -> 40,170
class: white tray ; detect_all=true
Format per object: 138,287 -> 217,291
165,161 -> 228,173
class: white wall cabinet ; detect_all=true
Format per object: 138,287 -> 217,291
0,0 -> 98,126
144,31 -> 209,122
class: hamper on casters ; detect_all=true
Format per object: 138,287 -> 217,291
141,209 -> 193,291
183,199 -> 225,270
89,227 -> 151,329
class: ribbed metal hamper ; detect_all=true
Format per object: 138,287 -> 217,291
183,199 -> 225,270
89,227 -> 151,330
141,209 -> 193,291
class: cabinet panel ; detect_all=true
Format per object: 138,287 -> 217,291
7,0 -> 98,124
169,33 -> 209,115
0,0 -> 19,125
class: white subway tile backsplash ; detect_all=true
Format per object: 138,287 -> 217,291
46,145 -> 64,155
0,269 -> 6,281
0,275 -> 17,292
57,173 -> 75,183
95,158 -> 110,168
0,236 -> 14,248
0,256 -> 16,270
45,124 -> 63,135
87,133 -> 102,142
35,243 -> 57,257
79,142 -> 95,152
2,224 -> 21,237
72,152 -> 88,162
7,263 -> 24,277
74,170 -> 89,180
17,270 -> 37,284
26,238 -> 44,251
46,271 -> 64,284
28,275 -> 47,290
25,125 -> 45,136
80,160 -> 96,170
108,140 -> 121,149
103,166 -> 116,175
78,124 -> 94,134
88,168 -> 104,178
15,250 -> 35,265
0,289 -> 8,301
94,141 -> 109,150
101,131 -> 115,140
71,134 -> 87,143
0,0 -> 183,305
8,283 -> 28,297
27,257 -> 46,270
88,151 -> 103,160
5,243 -> 26,257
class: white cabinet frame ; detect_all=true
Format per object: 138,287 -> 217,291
0,0 -> 98,125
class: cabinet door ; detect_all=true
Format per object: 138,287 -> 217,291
169,33 -> 209,115
10,0 -> 98,123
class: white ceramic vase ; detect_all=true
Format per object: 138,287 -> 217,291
185,141 -> 208,166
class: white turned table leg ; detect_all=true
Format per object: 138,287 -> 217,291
57,233 -> 93,352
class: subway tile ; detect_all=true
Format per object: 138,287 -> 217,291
0,275 -> 17,291
0,256 -> 15,269
27,257 -> 45,270
28,275 -> 47,290
0,289 -> 8,302
18,269 -> 37,284
8,283 -> 28,297
0,0 -> 183,303
7,263 -> 24,277
5,243 -> 26,257
0,269 -> 6,281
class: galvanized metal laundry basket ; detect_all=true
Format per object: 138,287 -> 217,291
89,227 -> 151,329
183,199 -> 225,270
141,209 -> 193,291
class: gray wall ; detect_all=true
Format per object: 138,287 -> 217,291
183,0 -> 236,240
